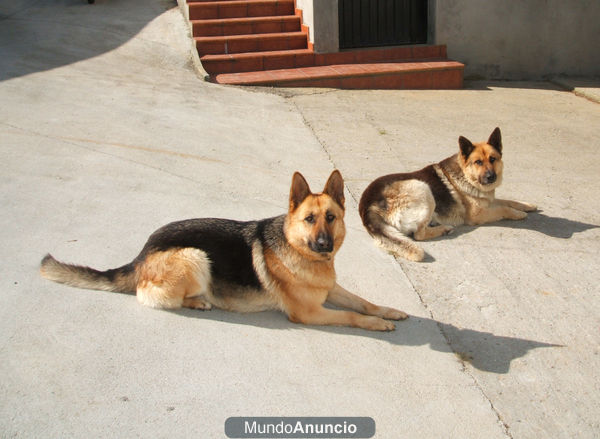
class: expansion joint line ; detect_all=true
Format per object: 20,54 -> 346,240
289,96 -> 513,439
289,97 -> 359,207
401,263 -> 513,438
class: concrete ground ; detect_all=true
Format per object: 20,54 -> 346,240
1,1 -> 599,438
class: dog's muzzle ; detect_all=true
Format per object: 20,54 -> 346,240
309,233 -> 333,253
482,170 -> 497,185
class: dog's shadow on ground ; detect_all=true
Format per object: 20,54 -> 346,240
501,211 -> 599,238
172,308 -> 560,374
414,211 -> 598,262
441,211 -> 599,240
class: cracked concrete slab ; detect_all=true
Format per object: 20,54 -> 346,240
1,1 -> 599,438
289,83 -> 600,438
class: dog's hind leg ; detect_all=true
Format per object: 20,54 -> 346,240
363,181 -> 434,261
375,223 -> 425,262
413,223 -> 454,241
327,283 -> 408,320
136,248 -> 212,309
182,296 -> 212,310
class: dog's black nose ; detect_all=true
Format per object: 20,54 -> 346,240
484,171 -> 497,184
313,233 -> 333,253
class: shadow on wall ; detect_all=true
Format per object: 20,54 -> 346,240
0,0 -> 176,81
172,308 -> 561,374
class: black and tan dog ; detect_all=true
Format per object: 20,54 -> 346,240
41,170 -> 407,331
359,128 -> 537,261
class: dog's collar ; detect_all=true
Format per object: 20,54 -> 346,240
434,163 -> 494,200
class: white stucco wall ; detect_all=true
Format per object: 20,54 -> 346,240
296,0 -> 338,53
294,0 -> 599,78
434,0 -> 600,79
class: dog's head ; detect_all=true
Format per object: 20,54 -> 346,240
285,170 -> 346,261
458,127 -> 504,192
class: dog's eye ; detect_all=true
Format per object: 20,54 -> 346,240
326,214 -> 335,223
304,214 -> 315,224
474,159 -> 483,166
489,157 -> 496,163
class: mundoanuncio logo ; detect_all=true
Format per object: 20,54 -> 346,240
225,417 -> 375,438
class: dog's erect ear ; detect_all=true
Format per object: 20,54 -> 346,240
487,127 -> 502,155
323,169 -> 345,208
459,135 -> 475,159
289,172 -> 312,211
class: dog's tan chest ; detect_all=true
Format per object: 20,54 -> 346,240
264,248 -> 335,290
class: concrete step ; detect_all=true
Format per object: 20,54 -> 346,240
191,15 -> 301,37
188,0 -> 295,20
210,60 -> 464,89
195,31 -> 307,56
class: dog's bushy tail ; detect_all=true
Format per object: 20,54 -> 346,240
40,254 -> 137,293
360,211 -> 425,262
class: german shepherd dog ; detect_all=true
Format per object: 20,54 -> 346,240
41,171 -> 407,331
359,128 -> 537,261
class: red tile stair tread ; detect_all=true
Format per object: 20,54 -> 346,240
195,31 -> 306,43
213,61 -> 464,86
186,0 -> 462,89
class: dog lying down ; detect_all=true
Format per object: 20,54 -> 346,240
41,170 -> 407,331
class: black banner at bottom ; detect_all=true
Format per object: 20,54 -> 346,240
225,417 -> 375,439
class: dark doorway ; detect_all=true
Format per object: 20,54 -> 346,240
339,0 -> 428,49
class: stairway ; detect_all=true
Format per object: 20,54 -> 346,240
185,0 -> 464,89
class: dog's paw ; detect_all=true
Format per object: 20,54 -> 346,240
364,316 -> 396,331
379,307 -> 409,321
443,225 -> 454,235
183,297 -> 213,310
510,200 -> 537,212
511,209 -> 528,220
521,202 -> 538,212
378,320 -> 396,332
402,247 -> 425,262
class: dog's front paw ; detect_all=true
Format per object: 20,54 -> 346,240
507,208 -> 528,220
379,307 -> 408,321
515,210 -> 528,220
443,225 -> 454,235
511,200 -> 537,212
378,319 -> 396,332
364,316 -> 396,331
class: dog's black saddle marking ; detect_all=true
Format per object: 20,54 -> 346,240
137,217 -> 284,290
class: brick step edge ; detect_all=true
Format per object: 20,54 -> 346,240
188,0 -> 295,20
200,45 -> 449,75
187,0 -> 289,3
195,31 -> 307,43
191,15 -> 300,37
196,32 -> 307,56
209,61 -> 464,89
